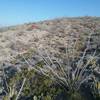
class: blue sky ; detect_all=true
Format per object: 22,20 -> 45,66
0,0 -> 100,26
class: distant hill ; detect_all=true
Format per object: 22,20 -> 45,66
0,16 -> 100,62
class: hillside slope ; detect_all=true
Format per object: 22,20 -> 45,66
0,17 -> 100,62
0,17 -> 100,100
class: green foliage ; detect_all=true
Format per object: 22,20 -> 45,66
67,91 -> 85,100
92,81 -> 100,99
3,67 -> 62,100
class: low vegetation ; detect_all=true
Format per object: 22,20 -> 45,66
0,17 -> 100,100
0,33 -> 99,100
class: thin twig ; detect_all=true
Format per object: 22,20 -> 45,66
15,78 -> 26,100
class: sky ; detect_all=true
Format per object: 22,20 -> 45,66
0,0 -> 100,26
